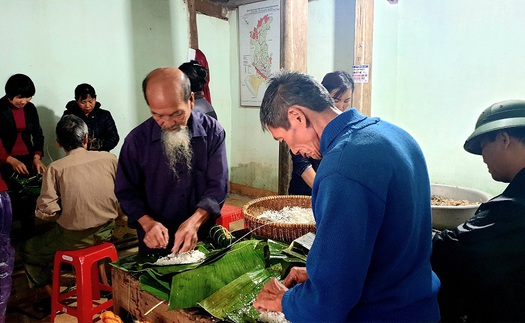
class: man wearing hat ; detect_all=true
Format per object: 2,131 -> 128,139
431,100 -> 525,321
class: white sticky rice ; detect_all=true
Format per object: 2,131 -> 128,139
259,311 -> 290,323
154,250 -> 206,265
257,206 -> 314,224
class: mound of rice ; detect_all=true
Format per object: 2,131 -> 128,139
256,206 -> 314,225
154,250 -> 206,265
259,311 -> 290,323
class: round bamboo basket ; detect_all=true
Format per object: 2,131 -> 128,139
242,195 -> 316,241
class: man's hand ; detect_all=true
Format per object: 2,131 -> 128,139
7,156 -> 29,175
33,157 -> 46,174
172,208 -> 209,254
283,267 -> 308,288
253,278 -> 287,312
138,215 -> 170,249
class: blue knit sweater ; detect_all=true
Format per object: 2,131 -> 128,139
282,109 -> 440,322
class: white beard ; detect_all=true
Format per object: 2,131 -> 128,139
161,126 -> 193,178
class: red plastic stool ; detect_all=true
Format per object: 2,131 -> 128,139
51,242 -> 118,323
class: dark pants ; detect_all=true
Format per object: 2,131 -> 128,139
0,192 -> 14,323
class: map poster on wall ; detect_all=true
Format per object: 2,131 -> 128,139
238,0 -> 281,107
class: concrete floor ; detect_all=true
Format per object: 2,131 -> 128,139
5,193 -> 254,323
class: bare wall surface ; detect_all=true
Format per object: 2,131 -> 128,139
372,0 -> 525,195
129,0 -> 175,123
196,13 -> 233,172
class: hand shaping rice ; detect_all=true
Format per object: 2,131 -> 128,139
258,311 -> 290,323
257,206 -> 314,224
154,250 -> 206,265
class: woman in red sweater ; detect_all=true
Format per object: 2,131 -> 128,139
0,74 -> 46,239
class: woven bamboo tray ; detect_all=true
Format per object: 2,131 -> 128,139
242,195 -> 315,241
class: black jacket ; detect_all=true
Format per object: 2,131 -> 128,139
63,101 -> 119,151
288,151 -> 321,195
431,168 -> 525,322
0,95 -> 44,157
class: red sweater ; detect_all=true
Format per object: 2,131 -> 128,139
10,106 -> 30,156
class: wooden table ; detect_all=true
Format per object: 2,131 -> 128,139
111,267 -> 217,323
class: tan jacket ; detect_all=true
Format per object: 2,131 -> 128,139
36,148 -> 118,230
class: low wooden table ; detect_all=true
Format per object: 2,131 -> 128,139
111,267 -> 217,322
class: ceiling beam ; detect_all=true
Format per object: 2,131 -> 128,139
194,0 -> 229,20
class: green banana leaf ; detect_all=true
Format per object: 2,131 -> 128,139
112,236 -> 305,316
168,239 -> 268,310
110,253 -> 157,273
110,243 -> 214,274
139,270 -> 171,300
282,233 -> 314,263
267,239 -> 289,257
198,264 -> 282,323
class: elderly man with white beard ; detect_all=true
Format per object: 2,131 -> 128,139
115,67 -> 228,256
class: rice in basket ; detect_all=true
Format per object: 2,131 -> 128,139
257,206 -> 314,225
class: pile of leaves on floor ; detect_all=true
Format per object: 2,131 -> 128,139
110,225 -> 309,323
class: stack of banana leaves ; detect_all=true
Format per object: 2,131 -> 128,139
8,173 -> 42,198
110,226 -> 309,322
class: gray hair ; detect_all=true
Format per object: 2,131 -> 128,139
260,70 -> 334,131
56,115 -> 88,151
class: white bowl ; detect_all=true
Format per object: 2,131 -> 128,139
431,184 -> 493,230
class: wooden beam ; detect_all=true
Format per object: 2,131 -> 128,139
188,0 -> 199,49
353,0 -> 374,116
278,0 -> 308,195
195,0 -> 229,20
281,0 -> 308,71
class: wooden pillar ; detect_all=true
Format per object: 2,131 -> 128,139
188,0 -> 199,49
353,0 -> 374,116
278,0 -> 308,195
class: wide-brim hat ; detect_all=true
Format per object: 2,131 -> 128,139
464,100 -> 525,155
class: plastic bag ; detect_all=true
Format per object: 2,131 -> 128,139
0,234 -> 14,323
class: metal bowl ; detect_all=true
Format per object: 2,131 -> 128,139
431,184 -> 492,230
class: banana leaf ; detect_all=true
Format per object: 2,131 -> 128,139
110,253 -> 157,273
139,270 -> 171,300
168,239 -> 268,309
8,174 -> 42,197
267,239 -> 289,256
282,232 -> 315,263
110,243 -> 214,274
198,264 -> 282,323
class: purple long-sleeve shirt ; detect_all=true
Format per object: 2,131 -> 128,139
115,111 -> 228,254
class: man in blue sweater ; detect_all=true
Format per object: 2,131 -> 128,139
253,71 -> 440,321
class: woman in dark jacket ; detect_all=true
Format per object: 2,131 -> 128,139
63,83 -> 119,151
0,73 -> 46,239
